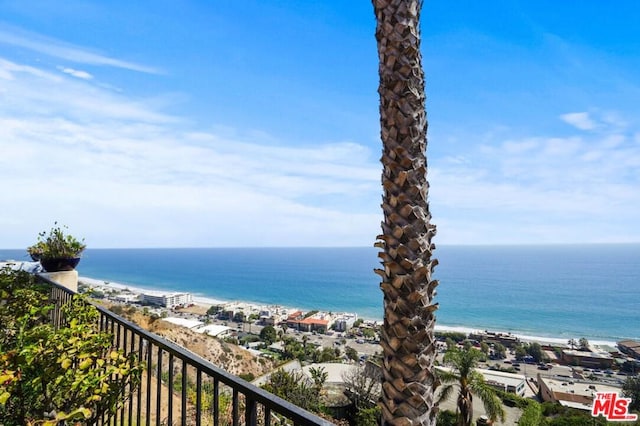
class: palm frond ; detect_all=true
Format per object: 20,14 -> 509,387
469,379 -> 505,422
436,384 -> 456,404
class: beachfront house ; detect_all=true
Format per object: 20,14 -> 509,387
618,340 -> 640,359
561,349 -> 614,369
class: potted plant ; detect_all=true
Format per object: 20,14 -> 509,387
27,223 -> 86,272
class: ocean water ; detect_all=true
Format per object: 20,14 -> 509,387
1,245 -> 638,343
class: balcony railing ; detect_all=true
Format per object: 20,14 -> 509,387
39,274 -> 333,426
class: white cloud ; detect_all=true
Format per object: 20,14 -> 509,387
1,51 -> 639,247
560,112 -> 596,130
0,56 -> 380,248
58,66 -> 93,80
430,124 -> 640,244
0,24 -> 160,74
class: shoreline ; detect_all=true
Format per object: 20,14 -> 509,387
79,275 -> 622,348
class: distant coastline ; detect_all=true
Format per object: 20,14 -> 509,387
78,275 -> 620,348
3,245 -> 638,345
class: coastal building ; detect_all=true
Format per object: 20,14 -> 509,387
286,311 -> 333,333
195,324 -> 232,338
334,313 -> 358,332
141,292 -> 193,308
478,369 -> 526,396
468,331 -> 520,348
162,317 -> 203,329
113,293 -> 139,304
561,349 -> 614,369
618,340 -> 640,360
259,309 -> 277,326
537,374 -> 622,411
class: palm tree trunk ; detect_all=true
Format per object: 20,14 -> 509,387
458,389 -> 473,426
372,0 -> 439,425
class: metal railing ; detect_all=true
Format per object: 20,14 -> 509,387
40,274 -> 333,426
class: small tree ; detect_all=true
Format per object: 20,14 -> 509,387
345,346 -> 359,362
578,338 -> 590,351
526,342 -> 547,362
342,364 -> 382,411
260,325 -> 277,345
206,305 -> 222,316
514,344 -> 527,360
261,369 -> 324,413
480,342 -> 490,355
308,366 -> 328,392
623,376 -> 640,412
493,343 -> 507,359
437,347 -> 505,426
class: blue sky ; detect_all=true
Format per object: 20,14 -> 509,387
1,1 -> 639,248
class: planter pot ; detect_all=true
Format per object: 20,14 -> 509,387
40,257 -> 81,272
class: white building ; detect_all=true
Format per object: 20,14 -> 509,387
113,293 -> 139,304
194,324 -> 232,338
141,292 -> 193,308
333,313 -> 358,331
537,374 -> 623,411
479,368 -> 527,397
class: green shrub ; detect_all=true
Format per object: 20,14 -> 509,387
0,267 -> 143,425
518,400 -> 544,426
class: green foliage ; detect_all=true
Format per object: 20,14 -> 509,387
308,366 -> 328,391
623,375 -> 640,411
239,334 -> 260,345
496,389 -> 529,409
578,337 -> 590,351
526,342 -> 548,362
361,328 -> 376,339
27,223 -> 86,259
260,325 -> 277,345
517,399 -> 544,426
345,346 -> 359,362
436,409 -> 457,426
313,347 -> 339,363
548,414 -> 607,426
355,405 -> 381,426
493,343 -> 507,359
541,401 -> 564,416
303,310 -> 319,319
261,369 -> 324,413
438,346 -> 505,426
540,402 -> 612,425
514,344 -> 528,360
239,372 -> 255,382
0,267 -> 143,425
206,305 -> 222,316
435,331 -> 467,343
